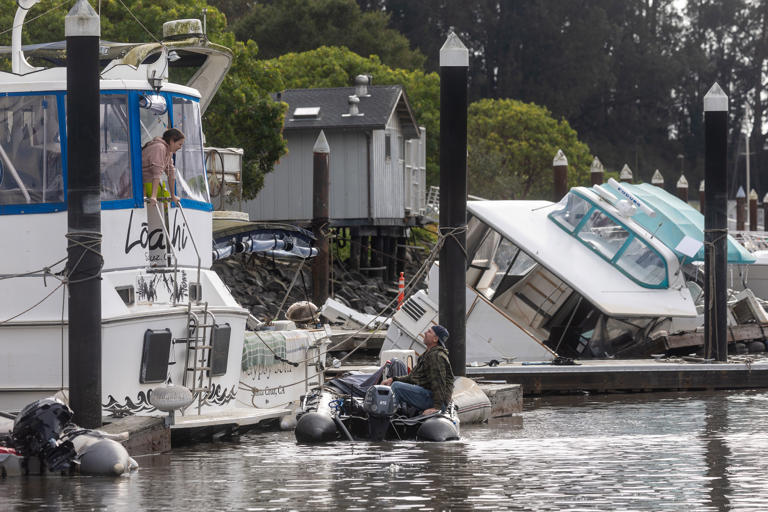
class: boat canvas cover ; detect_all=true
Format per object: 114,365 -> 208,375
467,200 -> 697,318
600,182 -> 755,264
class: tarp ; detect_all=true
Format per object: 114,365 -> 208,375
599,182 -> 755,264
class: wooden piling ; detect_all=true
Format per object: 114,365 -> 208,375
311,130 -> 330,307
553,149 -> 568,201
676,174 -> 689,203
750,189 -> 758,231
736,186 -> 746,231
590,156 -> 604,186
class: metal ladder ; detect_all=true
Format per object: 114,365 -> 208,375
181,303 -> 218,414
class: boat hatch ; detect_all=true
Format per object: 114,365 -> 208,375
0,89 -> 211,215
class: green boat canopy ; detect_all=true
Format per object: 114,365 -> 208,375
598,182 -> 756,264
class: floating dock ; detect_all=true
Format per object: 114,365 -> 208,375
466,356 -> 768,395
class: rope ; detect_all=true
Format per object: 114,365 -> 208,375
0,0 -> 71,39
268,256 -> 308,324
113,0 -> 161,43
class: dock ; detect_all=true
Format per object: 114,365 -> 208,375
466,356 -> 768,395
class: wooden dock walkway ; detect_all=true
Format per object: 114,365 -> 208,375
466,356 -> 768,395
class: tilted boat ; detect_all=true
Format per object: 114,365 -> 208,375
383,179 -> 762,363
0,1 -> 326,438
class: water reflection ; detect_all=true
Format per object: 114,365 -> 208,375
5,391 -> 768,511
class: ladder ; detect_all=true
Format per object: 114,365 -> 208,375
181,303 -> 218,414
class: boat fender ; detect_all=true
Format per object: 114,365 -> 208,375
73,434 -> 138,476
416,417 -> 459,442
295,412 -> 338,443
150,384 -> 194,412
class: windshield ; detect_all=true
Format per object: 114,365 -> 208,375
548,191 -> 668,288
0,94 -> 63,206
172,97 -> 208,203
101,94 -> 132,200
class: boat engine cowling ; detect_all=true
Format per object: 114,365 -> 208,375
363,385 -> 397,441
11,398 -> 77,472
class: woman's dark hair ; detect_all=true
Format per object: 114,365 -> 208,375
162,128 -> 185,143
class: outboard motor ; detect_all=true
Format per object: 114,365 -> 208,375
363,385 -> 397,441
11,398 -> 77,472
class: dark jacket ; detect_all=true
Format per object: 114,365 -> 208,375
393,345 -> 454,410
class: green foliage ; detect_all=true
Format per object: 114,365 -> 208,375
267,46 -> 440,186
233,0 -> 425,70
204,41 -> 287,200
467,98 -> 592,200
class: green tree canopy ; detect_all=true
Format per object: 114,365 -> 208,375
468,98 -> 592,200
233,0 -> 425,70
267,46 -> 440,185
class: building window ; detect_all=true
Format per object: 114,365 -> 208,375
385,134 -> 391,159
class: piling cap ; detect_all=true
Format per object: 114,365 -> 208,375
65,0 -> 100,37
590,156 -> 604,173
677,174 -> 688,188
750,189 -> 758,200
736,186 -> 746,198
704,82 -> 728,112
619,164 -> 633,181
651,169 -> 664,185
440,31 -> 468,67
313,130 -> 330,154
763,192 -> 768,203
553,149 -> 568,167
699,180 -> 705,192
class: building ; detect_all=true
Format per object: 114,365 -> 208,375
243,75 -> 427,279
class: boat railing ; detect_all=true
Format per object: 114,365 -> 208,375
149,197 -> 181,305
174,201 -> 202,292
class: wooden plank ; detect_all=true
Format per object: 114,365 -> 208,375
666,323 -> 768,350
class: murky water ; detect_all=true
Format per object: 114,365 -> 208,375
5,390 -> 768,511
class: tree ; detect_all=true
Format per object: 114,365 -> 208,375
267,46 -> 441,185
467,98 -> 592,200
233,0 -> 425,70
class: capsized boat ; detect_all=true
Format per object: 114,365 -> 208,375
383,179 -> 762,363
0,1 -> 326,437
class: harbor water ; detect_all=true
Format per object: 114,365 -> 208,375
5,390 -> 768,511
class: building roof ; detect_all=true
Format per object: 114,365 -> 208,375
275,85 -> 421,139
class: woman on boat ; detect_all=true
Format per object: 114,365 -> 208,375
142,128 -> 184,206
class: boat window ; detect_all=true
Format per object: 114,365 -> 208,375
550,192 -> 591,232
172,97 -> 208,203
139,93 -> 169,147
615,237 -> 666,286
100,94 -> 132,200
0,94 -> 63,206
577,210 -> 629,260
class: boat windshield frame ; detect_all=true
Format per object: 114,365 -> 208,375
548,190 -> 669,289
0,88 -> 212,215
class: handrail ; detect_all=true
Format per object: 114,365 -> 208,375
174,201 -> 202,290
149,198 -> 180,304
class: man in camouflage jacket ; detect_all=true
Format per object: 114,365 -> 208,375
382,325 -> 454,415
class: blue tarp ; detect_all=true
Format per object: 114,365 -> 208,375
598,182 -> 755,264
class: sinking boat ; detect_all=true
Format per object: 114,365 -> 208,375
383,179 -> 763,362
0,1 -> 326,438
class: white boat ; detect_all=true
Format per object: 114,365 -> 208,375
0,1 -> 326,435
383,180 -> 759,363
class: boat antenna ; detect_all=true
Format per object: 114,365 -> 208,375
202,8 -> 207,38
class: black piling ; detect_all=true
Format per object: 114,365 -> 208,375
439,32 -> 468,376
66,0 -> 102,428
703,83 -> 728,362
312,130 -> 330,307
